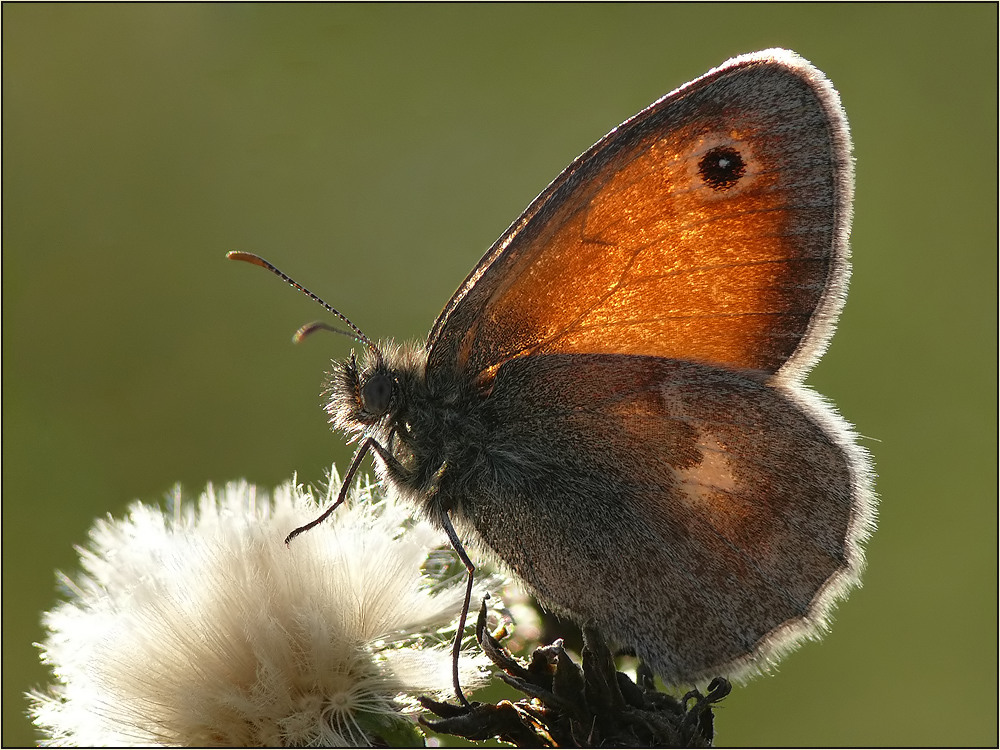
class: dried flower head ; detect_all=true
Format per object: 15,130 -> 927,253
421,603 -> 731,748
28,472 -> 494,746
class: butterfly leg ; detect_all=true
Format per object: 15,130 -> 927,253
367,439 -> 478,707
284,437 -> 375,544
440,510 -> 477,708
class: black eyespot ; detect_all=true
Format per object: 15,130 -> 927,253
698,146 -> 746,191
361,372 -> 393,416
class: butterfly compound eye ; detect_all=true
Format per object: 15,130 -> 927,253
360,372 -> 393,417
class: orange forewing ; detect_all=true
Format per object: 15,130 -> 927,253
428,56 -> 850,383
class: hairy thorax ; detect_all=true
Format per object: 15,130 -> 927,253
324,340 -> 499,525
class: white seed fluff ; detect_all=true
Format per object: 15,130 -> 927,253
29,473 -> 493,747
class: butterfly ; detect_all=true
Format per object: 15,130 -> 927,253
230,48 -> 875,702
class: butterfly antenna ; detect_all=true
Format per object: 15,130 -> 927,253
293,320 -> 359,344
228,251 -> 380,359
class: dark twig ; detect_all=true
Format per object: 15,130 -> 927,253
419,601 -> 731,747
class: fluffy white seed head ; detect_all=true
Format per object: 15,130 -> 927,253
29,473 -> 495,746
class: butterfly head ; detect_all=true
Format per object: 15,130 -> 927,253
325,340 -> 431,440
326,344 -> 393,434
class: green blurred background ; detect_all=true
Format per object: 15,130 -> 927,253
4,4 -> 996,747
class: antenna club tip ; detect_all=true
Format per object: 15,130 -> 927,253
293,321 -> 328,344
227,250 -> 263,265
